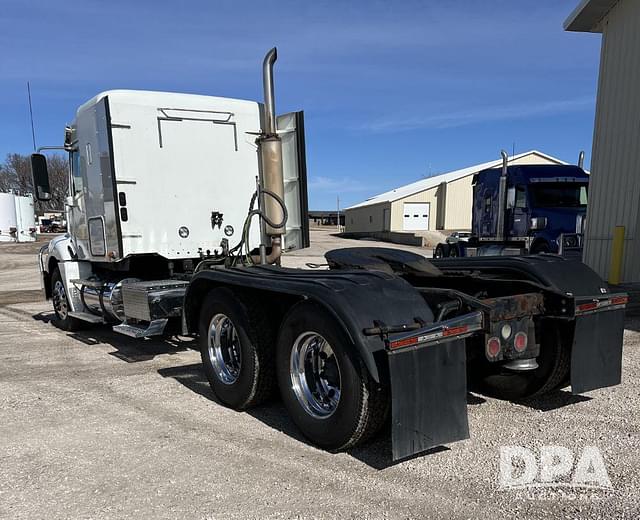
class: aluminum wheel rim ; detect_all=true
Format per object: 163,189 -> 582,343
52,280 -> 68,320
290,332 -> 341,419
207,313 -> 242,385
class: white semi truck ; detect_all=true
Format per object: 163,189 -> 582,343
31,49 -> 627,460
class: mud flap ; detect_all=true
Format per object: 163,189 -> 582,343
571,309 -> 624,394
388,339 -> 469,461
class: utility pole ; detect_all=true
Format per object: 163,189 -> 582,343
337,195 -> 341,231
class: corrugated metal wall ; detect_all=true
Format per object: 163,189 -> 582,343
344,202 -> 390,232
584,0 -> 640,282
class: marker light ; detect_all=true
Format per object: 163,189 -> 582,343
486,337 -> 501,358
514,332 -> 528,352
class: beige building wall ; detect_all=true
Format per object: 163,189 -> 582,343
580,0 -> 640,282
389,187 -> 439,231
443,175 -> 474,230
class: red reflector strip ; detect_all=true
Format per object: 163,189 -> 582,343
610,295 -> 628,306
577,302 -> 598,312
443,325 -> 469,337
389,337 -> 419,349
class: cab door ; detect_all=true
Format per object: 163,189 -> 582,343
509,185 -> 529,237
67,144 -> 87,249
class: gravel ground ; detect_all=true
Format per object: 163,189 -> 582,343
0,231 -> 638,519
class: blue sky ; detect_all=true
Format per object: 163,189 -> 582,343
0,0 -> 601,209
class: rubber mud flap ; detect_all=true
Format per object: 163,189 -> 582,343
571,309 -> 624,394
388,339 -> 469,461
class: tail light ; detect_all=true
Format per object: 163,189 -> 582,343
514,332 -> 528,352
486,337 -> 501,358
610,295 -> 628,306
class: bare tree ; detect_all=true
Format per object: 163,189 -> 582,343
0,153 -> 68,210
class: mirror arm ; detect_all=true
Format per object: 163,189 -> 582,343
37,145 -> 67,153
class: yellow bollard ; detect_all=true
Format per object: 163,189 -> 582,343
608,226 -> 625,285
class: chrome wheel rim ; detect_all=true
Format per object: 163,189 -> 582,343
207,313 -> 242,385
290,332 -> 341,419
52,280 -> 68,320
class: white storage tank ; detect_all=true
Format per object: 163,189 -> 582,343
15,195 -> 36,242
0,192 -> 17,242
0,193 -> 37,242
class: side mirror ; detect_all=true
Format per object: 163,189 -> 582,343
30,154 -> 52,201
506,187 -> 516,209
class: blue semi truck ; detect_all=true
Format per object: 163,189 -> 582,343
435,150 -> 589,258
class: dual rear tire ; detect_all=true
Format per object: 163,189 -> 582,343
198,289 -> 388,450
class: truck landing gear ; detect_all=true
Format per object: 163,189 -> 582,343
199,288 -> 275,410
276,302 -> 389,451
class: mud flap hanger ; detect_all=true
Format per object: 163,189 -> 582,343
368,311 -> 484,461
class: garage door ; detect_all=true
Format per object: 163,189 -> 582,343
403,202 -> 429,231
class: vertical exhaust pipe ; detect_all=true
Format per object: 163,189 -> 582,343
258,47 -> 285,263
496,150 -> 509,242
263,48 -> 278,136
578,150 -> 585,169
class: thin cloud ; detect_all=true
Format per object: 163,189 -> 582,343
362,96 -> 595,133
308,176 -> 374,194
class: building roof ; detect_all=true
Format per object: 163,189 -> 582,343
346,150 -> 566,210
564,0 -> 618,32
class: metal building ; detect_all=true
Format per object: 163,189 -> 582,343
344,150 -> 564,237
565,0 -> 640,282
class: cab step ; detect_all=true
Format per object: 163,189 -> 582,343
112,319 -> 169,338
68,311 -> 104,324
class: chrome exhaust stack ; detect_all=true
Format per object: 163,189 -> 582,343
578,150 -> 585,169
257,47 -> 286,264
495,150 -> 509,241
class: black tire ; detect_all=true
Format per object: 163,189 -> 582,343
530,241 -> 550,254
434,244 -> 448,258
448,244 -> 460,257
199,287 -> 275,410
50,267 -> 84,332
276,301 -> 389,451
469,325 -> 571,400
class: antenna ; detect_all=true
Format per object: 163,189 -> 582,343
27,81 -> 36,151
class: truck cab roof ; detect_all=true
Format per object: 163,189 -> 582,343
75,89 -> 260,120
473,164 -> 589,186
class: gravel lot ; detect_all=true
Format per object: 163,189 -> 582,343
0,230 -> 638,519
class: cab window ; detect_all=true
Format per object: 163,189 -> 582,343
515,186 -> 527,209
484,195 -> 492,214
71,151 -> 84,194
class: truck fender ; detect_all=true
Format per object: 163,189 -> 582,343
183,266 -> 435,384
